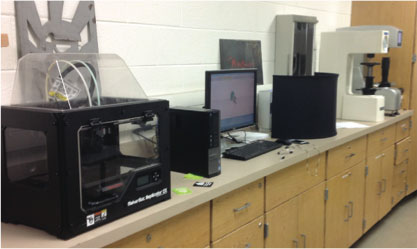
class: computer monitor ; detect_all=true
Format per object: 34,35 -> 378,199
205,69 -> 257,132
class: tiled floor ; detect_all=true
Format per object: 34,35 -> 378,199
353,191 -> 417,248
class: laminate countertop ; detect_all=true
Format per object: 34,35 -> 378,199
2,110 -> 413,248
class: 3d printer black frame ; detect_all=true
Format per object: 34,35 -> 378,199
1,98 -> 171,239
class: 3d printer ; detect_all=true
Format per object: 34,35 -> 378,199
1,53 -> 171,239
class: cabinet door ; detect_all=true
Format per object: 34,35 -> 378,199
265,154 -> 325,211
265,197 -> 298,248
106,202 -> 210,248
212,216 -> 264,248
347,162 -> 366,246
363,154 -> 382,232
298,182 -> 325,248
325,169 -> 351,248
379,146 -> 395,219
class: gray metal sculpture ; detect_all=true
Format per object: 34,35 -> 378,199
15,1 -> 98,58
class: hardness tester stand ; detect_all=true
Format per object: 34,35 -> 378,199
1,53 -> 171,239
319,30 -> 390,122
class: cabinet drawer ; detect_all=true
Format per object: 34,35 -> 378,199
327,136 -> 367,178
395,137 -> 411,165
106,202 -> 210,248
367,125 -> 396,156
212,216 -> 264,248
211,179 -> 264,241
265,154 -> 325,211
396,118 -> 411,142
392,182 -> 407,206
393,159 -> 408,187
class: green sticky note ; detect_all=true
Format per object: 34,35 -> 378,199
184,173 -> 203,180
173,187 -> 192,195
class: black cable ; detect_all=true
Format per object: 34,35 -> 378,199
227,132 -> 240,143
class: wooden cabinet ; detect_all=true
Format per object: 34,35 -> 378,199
106,202 -> 210,248
212,216 -> 264,248
297,182 -> 326,248
396,118 -> 411,142
325,162 -> 365,248
407,156 -> 417,194
105,118 -> 411,249
363,146 -> 395,232
395,137 -> 411,165
327,137 -> 367,178
367,125 -> 396,157
392,137 -> 411,205
379,147 -> 395,218
265,182 -> 325,248
211,178 -> 264,241
393,159 -> 408,187
265,197 -> 298,248
392,180 -> 407,206
265,154 -> 325,211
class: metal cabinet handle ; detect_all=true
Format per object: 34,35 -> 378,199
344,205 -> 350,222
293,239 -> 299,248
301,234 -> 307,248
382,179 -> 386,193
403,149 -> 409,153
234,202 -> 251,212
146,233 -> 152,242
375,153 -> 385,159
345,153 -> 356,159
348,201 -> 354,218
401,124 -> 408,131
400,169 -> 406,174
342,172 -> 352,179
244,243 -> 251,248
398,190 -> 404,196
380,137 -> 388,142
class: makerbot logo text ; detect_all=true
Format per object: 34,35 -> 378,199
127,188 -> 168,207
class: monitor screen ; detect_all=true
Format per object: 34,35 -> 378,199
205,69 -> 257,132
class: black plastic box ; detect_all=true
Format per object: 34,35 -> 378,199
169,107 -> 221,178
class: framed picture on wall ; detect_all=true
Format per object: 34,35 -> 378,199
219,39 -> 263,85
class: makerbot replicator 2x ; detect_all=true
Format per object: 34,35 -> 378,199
1,54 -> 170,239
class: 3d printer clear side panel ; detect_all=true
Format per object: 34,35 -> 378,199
10,53 -> 148,109
3,128 -> 49,186
78,115 -> 160,212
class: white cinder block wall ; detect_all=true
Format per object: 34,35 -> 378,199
1,1 -> 351,106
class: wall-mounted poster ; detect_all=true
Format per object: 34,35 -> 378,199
219,39 -> 263,85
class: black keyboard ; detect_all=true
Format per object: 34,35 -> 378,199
223,140 -> 282,161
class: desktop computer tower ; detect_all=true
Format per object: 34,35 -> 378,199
169,107 -> 221,178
